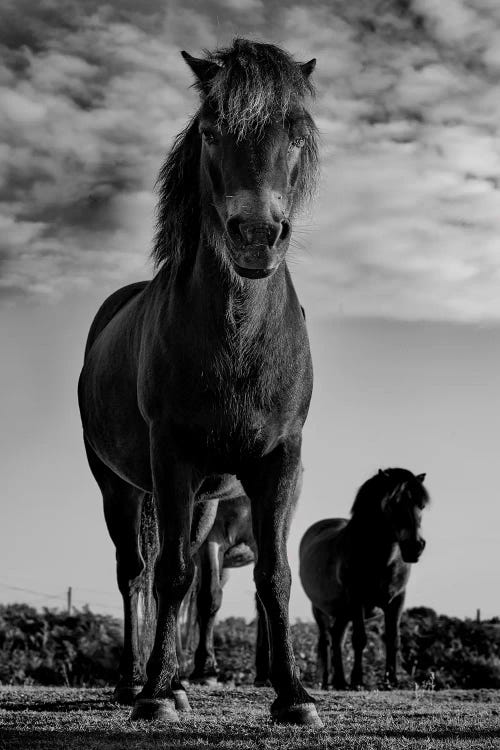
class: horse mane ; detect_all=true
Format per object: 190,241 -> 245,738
152,39 -> 319,270
351,468 -> 430,518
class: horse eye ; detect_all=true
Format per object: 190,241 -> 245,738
291,136 -> 306,149
202,130 -> 218,146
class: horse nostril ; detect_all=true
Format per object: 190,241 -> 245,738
267,224 -> 280,246
419,539 -> 426,553
226,217 -> 242,241
280,219 -> 290,242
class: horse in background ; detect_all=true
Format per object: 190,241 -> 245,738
299,468 -> 429,690
78,39 -> 321,726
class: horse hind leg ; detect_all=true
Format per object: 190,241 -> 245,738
312,606 -> 332,690
190,541 -> 223,685
84,439 -> 146,706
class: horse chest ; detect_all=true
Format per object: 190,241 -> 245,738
156,346 -> 306,462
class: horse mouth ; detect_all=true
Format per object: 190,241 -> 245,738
232,264 -> 277,279
227,244 -> 283,279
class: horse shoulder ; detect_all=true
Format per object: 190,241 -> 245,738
83,281 -> 149,358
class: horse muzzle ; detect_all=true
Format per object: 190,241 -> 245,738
400,538 -> 426,563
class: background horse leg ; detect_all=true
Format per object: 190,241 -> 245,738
330,614 -> 349,690
350,608 -> 367,690
254,593 -> 271,686
243,443 -> 322,727
384,591 -> 406,688
84,439 -> 144,705
312,606 -> 332,690
131,451 -> 195,723
191,541 -> 223,685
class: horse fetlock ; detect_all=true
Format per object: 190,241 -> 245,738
113,683 -> 143,706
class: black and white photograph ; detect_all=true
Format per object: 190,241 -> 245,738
0,1 -> 499,747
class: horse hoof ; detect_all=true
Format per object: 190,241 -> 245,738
271,703 -> 324,728
189,675 -> 218,686
173,690 -> 191,712
113,685 -> 143,705
254,678 -> 272,688
130,698 -> 179,723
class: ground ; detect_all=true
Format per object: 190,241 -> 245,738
0,686 -> 499,750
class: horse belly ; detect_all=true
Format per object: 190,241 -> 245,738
223,543 -> 255,568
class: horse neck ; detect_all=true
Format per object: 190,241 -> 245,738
346,511 -> 397,568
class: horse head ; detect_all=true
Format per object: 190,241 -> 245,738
181,39 -> 318,278
380,469 -> 429,563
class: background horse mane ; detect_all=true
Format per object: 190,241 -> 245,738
350,467 -> 430,519
152,38 -> 319,271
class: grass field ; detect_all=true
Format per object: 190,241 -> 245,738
0,686 -> 499,750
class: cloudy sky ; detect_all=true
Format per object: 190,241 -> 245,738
1,0 -> 499,621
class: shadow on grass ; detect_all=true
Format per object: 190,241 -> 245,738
0,726 -> 273,750
0,698 -> 121,713
367,728 -> 500,740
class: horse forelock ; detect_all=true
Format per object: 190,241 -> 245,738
199,39 -> 315,140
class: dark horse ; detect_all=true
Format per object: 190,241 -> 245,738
299,468 -> 429,691
78,39 -> 321,726
179,494 -> 271,686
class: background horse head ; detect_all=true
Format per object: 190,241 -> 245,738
299,468 -> 430,691
154,38 -> 318,280
351,467 -> 429,564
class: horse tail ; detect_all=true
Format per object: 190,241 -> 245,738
139,492 -> 159,670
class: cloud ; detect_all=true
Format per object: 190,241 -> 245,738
0,0 -> 499,321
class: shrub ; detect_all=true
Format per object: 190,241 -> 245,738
0,603 -> 498,688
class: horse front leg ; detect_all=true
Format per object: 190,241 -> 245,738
350,607 -> 367,690
312,606 -> 332,690
131,444 -> 195,723
330,614 -> 349,690
384,592 -> 405,688
242,441 -> 323,727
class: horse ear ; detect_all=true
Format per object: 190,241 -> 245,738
378,468 -> 389,478
301,58 -> 316,78
416,473 -> 426,483
181,51 -> 220,87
